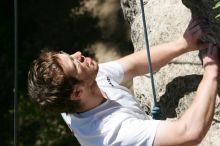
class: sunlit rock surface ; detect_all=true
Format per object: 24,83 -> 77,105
121,0 -> 220,145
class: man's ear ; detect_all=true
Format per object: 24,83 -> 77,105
70,86 -> 83,101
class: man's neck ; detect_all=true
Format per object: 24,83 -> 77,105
78,81 -> 107,113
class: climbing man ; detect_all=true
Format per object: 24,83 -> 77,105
28,18 -> 219,146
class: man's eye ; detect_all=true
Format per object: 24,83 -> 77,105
70,57 -> 74,61
75,60 -> 81,65
73,59 -> 80,67
69,56 -> 76,63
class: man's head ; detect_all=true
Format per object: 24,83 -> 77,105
27,50 -> 98,113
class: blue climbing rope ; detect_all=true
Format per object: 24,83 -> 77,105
139,0 -> 161,120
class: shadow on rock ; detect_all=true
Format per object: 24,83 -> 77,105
158,74 -> 202,119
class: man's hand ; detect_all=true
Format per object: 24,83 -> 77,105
202,44 -> 219,80
181,18 -> 211,51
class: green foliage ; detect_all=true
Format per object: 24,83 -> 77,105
213,1 -> 220,9
212,1 -> 220,19
18,96 -> 79,146
215,14 -> 220,19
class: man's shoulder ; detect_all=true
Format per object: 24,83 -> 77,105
97,61 -> 124,84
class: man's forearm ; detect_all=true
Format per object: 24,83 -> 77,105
149,38 -> 188,72
179,75 -> 217,142
117,38 -> 190,82
153,74 -> 218,146
133,38 -> 188,76
179,44 -> 219,144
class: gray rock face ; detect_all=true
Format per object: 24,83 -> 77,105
121,0 -> 220,145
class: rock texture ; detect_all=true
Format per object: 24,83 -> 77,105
121,0 -> 220,145
183,0 -> 220,45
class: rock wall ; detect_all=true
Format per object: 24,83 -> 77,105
121,0 -> 220,145
183,0 -> 220,45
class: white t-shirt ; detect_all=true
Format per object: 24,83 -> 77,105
61,61 -> 159,146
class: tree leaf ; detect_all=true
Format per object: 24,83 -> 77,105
213,2 -> 220,9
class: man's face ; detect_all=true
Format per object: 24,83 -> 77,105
56,51 -> 99,83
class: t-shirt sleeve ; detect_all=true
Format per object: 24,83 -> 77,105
98,61 -> 124,84
105,118 -> 160,146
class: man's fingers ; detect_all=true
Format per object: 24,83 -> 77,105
188,18 -> 210,30
191,16 -> 208,21
207,43 -> 214,54
191,25 -> 211,36
211,45 -> 218,57
207,44 -> 219,63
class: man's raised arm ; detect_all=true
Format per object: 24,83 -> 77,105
117,18 -> 210,83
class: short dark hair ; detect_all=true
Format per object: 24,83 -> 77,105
28,50 -> 80,113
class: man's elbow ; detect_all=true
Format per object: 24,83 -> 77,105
178,121 -> 206,145
186,125 -> 206,145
